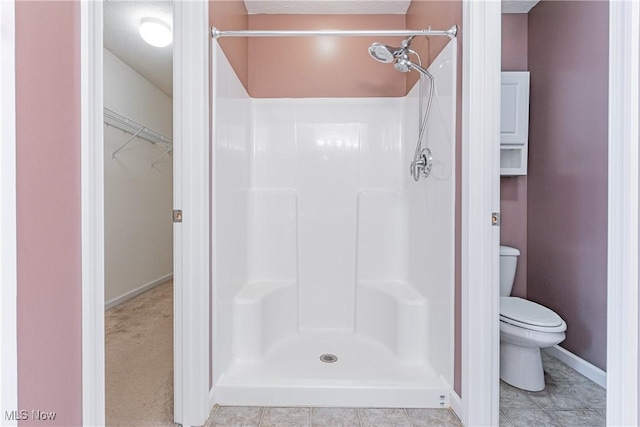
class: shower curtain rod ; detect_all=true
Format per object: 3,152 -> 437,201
211,25 -> 457,39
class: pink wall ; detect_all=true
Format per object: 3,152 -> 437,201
527,0 -> 608,370
210,0 -> 249,90
500,14 -> 528,298
405,1 -> 461,94
406,0 -> 462,395
247,14 -> 407,98
15,1 -> 83,425
209,3 -> 462,100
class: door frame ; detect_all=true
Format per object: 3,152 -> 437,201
607,1 -> 640,425
0,0 -> 18,424
462,1 -> 640,425
459,0 -> 501,425
80,1 -> 105,423
80,1 -> 211,426
81,1 -> 505,422
172,1 -> 211,425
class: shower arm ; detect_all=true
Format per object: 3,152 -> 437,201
211,26 -> 458,39
405,61 -> 431,77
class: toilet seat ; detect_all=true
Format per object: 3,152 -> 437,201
500,297 -> 567,333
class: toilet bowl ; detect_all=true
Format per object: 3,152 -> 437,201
499,246 -> 567,391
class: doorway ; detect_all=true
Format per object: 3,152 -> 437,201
102,1 -> 174,425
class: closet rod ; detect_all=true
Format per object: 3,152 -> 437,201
211,25 -> 458,39
104,107 -> 173,151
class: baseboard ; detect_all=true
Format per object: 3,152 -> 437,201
545,345 -> 607,388
206,387 -> 218,424
105,273 -> 173,310
450,390 -> 463,421
209,386 -> 216,409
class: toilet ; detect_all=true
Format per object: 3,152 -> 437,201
500,245 -> 567,391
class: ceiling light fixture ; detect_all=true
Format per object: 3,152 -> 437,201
139,17 -> 172,48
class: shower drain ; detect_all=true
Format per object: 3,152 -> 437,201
319,354 -> 338,363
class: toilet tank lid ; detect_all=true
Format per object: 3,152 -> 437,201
500,246 -> 520,256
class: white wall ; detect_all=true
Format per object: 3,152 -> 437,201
211,43 -> 252,385
404,39 -> 457,386
252,98 -> 406,332
211,40 -> 457,391
103,48 -> 173,305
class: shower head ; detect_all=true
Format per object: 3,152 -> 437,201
394,58 -> 412,73
367,36 -> 415,64
368,37 -> 431,77
368,43 -> 397,63
394,57 -> 433,77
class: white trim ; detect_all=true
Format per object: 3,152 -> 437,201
450,391 -> 462,422
105,274 -> 174,310
0,0 -> 17,424
206,390 -> 219,427
209,387 -> 217,411
545,346 -> 606,389
82,1 -> 211,425
81,1 -> 105,425
173,1 -> 211,425
461,1 -> 501,426
607,1 -> 640,426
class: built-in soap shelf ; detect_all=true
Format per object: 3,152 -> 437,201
500,72 -> 530,176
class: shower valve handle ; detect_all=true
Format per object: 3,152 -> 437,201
411,148 -> 433,181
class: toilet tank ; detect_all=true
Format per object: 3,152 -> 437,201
500,245 -> 520,296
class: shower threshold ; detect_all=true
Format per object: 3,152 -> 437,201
214,331 -> 451,408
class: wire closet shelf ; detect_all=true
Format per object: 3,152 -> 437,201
104,107 -> 173,167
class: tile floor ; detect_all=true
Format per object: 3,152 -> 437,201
500,349 -> 606,427
205,407 -> 462,427
205,350 -> 605,427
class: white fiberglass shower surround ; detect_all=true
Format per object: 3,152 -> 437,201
211,27 -> 457,408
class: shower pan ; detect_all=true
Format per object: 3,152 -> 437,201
211,32 -> 457,408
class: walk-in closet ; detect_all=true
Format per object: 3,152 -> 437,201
103,1 -> 174,425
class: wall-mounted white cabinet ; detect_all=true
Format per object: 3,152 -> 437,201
500,71 -> 530,176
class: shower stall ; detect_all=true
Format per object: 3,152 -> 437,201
211,28 -> 457,408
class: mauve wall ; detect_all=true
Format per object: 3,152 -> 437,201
15,1 -> 82,425
527,0 -> 608,370
248,14 -> 406,98
500,14 -> 528,298
406,0 -> 462,395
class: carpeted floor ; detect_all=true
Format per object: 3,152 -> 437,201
106,280 -> 175,426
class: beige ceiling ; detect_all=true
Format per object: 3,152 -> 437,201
244,0 -> 411,15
